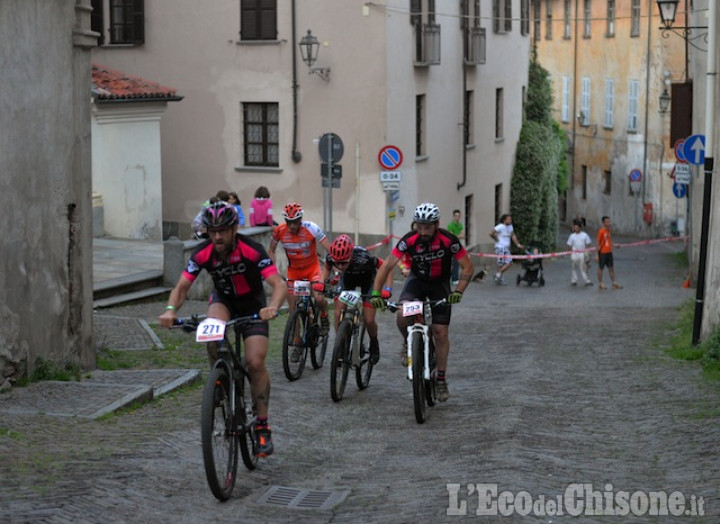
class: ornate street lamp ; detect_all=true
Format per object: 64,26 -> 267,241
656,0 -> 679,29
659,88 -> 671,113
299,29 -> 330,81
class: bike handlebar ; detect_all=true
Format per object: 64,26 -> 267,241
172,313 -> 262,332
386,298 -> 447,313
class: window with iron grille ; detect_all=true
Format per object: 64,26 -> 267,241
630,0 -> 640,37
495,88 -> 504,139
463,0 -> 485,63
464,90 -> 474,145
504,0 -> 512,32
91,0 -> 144,45
564,0 -> 571,38
243,103 -> 279,167
241,0 -> 277,40
412,0 -> 440,65
606,0 -> 615,37
416,94 -> 426,156
545,0 -> 552,39
581,165 -> 587,200
603,170 -> 612,195
533,0 -> 541,41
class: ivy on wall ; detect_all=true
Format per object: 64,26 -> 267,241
510,49 -> 568,251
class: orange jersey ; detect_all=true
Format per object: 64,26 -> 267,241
597,227 -> 612,253
272,220 -> 326,270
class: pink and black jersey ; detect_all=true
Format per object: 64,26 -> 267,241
392,228 -> 466,281
183,234 -> 277,299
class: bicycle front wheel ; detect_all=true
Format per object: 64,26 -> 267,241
411,331 -> 427,424
201,367 -> 238,501
237,365 -> 258,471
330,319 -> 352,402
355,324 -> 373,390
282,309 -> 307,381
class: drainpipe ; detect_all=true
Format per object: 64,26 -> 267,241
571,0 -> 579,220
457,35 -> 467,190
641,0 -> 652,216
290,0 -> 301,163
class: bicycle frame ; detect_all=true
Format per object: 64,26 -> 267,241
389,298 -> 444,381
336,290 -> 364,367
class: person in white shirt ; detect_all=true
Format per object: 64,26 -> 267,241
488,214 -> 523,285
567,220 -> 593,286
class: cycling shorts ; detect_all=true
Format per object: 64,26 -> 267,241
287,263 -> 323,290
398,275 -> 452,325
208,290 -> 269,338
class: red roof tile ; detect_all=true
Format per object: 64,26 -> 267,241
92,63 -> 182,102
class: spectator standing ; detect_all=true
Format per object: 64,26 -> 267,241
227,191 -> 246,227
596,216 -> 622,290
447,209 -> 465,286
567,220 -> 593,286
249,186 -> 275,227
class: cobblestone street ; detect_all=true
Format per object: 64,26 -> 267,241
1,239 -> 718,523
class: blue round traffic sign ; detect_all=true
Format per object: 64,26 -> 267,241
629,169 -> 642,182
378,145 -> 403,170
673,182 -> 687,198
683,134 -> 706,165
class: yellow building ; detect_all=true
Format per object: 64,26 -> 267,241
535,0 -> 686,236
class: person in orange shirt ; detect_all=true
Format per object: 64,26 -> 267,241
595,216 -> 622,290
269,202 -> 332,332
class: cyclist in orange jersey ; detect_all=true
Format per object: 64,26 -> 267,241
269,202 -> 332,333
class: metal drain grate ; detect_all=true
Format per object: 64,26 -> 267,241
256,485 -> 350,510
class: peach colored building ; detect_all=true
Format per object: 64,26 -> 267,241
535,0 -> 686,236
92,0 -> 531,249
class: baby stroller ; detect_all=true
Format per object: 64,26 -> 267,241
516,242 -> 545,287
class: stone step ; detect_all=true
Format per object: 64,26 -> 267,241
93,286 -> 172,309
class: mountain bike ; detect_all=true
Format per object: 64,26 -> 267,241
282,279 -> 329,381
387,298 -> 447,423
328,289 -> 374,402
173,314 -> 261,501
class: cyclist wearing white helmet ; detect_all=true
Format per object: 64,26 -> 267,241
370,202 -> 474,402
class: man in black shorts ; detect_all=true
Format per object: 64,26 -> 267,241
159,201 -> 287,457
315,234 -> 394,364
370,202 -> 474,401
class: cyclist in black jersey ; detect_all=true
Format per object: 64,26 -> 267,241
159,202 -> 287,457
370,203 -> 474,402
315,234 -> 393,364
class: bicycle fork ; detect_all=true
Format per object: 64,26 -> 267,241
405,323 -> 431,381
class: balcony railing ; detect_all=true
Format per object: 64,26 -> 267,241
414,23 -> 441,66
464,27 -> 486,65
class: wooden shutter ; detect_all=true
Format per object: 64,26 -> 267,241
670,82 -> 693,148
91,0 -> 104,45
259,0 -> 277,40
132,0 -> 144,44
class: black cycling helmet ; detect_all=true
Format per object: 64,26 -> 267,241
202,201 -> 238,228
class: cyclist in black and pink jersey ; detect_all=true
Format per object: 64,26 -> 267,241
159,201 -> 287,458
370,202 -> 474,402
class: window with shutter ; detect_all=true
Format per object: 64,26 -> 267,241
93,0 -> 144,45
241,0 -> 277,41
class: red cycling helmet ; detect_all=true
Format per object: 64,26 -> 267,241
330,234 -> 354,262
282,202 -> 304,221
202,201 -> 238,228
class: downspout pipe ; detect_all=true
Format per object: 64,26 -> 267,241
458,36 -> 467,190
641,0 -> 652,208
692,0 -> 717,345
291,0 -> 301,163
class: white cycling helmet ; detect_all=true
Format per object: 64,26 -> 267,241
413,202 -> 440,224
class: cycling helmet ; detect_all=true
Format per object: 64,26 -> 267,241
413,202 -> 440,224
282,202 -> 304,221
330,234 -> 354,262
202,201 -> 238,228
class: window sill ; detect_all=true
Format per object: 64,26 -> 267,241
235,166 -> 283,174
465,144 -> 476,151
415,155 -> 429,163
495,137 -> 505,144
236,39 -> 283,46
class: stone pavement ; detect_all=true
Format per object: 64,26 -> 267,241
2,236 -> 719,523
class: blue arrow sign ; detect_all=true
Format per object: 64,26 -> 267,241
673,182 -> 687,199
683,134 -> 706,165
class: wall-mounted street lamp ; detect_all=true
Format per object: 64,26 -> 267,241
656,0 -> 708,50
659,88 -> 671,113
299,29 -> 331,82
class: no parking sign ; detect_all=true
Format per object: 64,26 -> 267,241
378,145 -> 403,170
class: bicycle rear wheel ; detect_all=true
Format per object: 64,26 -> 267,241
237,365 -> 258,471
311,328 -> 329,369
355,324 -> 373,390
411,331 -> 427,424
282,309 -> 307,381
201,367 -> 238,501
330,319 -> 352,402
